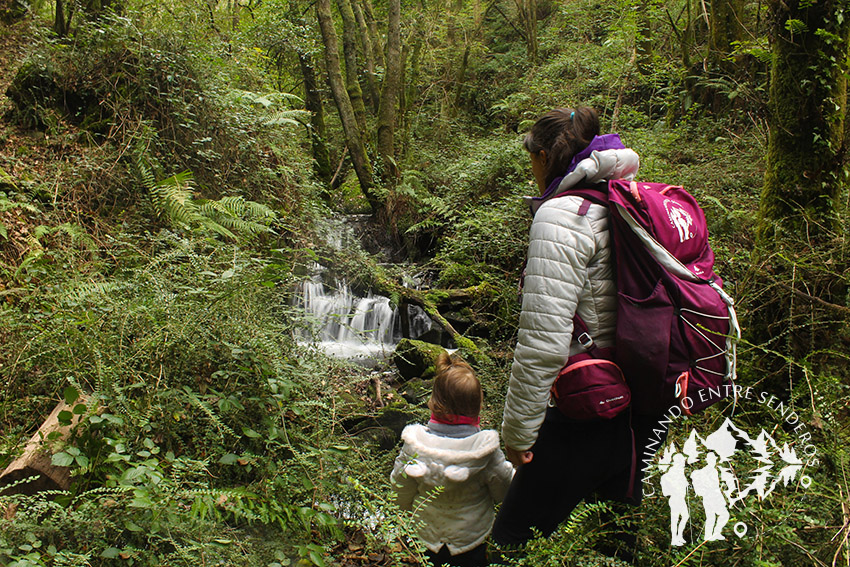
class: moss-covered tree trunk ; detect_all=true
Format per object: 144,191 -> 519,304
351,0 -> 380,111
337,0 -> 370,134
401,32 -> 423,160
298,52 -> 333,186
751,0 -> 850,393
709,0 -> 745,73
316,0 -> 379,212
360,0 -> 384,70
525,0 -> 538,62
758,0 -> 849,241
376,0 -> 402,182
635,6 -> 654,75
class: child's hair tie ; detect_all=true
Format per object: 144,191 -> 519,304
570,111 -> 575,120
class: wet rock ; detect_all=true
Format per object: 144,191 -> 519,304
414,328 -> 443,346
393,338 -> 446,382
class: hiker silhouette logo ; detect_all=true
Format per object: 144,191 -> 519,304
664,198 -> 694,243
654,416 -> 813,546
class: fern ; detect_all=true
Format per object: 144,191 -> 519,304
263,108 -> 312,127
181,386 -> 237,438
64,280 -> 125,305
228,88 -> 311,128
151,172 -> 201,227
135,148 -> 275,240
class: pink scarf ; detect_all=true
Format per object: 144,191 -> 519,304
429,413 -> 481,427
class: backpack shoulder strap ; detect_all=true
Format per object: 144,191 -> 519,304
553,182 -> 609,215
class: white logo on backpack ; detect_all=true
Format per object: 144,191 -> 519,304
664,199 -> 694,243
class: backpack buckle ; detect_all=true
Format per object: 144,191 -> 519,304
577,332 -> 594,350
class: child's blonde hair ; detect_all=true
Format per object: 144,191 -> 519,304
427,352 -> 482,417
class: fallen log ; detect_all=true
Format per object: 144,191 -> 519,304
0,397 -> 87,497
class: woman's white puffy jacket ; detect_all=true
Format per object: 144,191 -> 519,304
501,147 -> 639,451
391,424 -> 514,554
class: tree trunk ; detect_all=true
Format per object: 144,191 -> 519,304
376,0 -> 402,181
361,0 -> 384,70
316,0 -> 379,212
298,52 -> 333,186
54,0 -> 69,36
525,0 -> 538,62
230,0 -> 240,31
750,0 -> 850,392
636,7 -> 654,75
709,0 -> 745,73
453,44 -> 471,111
401,32 -> 423,159
758,0 -> 849,242
352,0 -> 380,111
337,0 -> 370,133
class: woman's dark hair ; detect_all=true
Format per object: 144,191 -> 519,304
427,352 -> 482,417
523,107 -> 600,188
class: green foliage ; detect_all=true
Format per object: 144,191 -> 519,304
135,152 -> 276,240
1,0 -> 848,564
0,233 -> 374,565
497,501 -> 631,567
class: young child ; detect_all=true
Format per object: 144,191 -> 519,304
391,352 -> 514,567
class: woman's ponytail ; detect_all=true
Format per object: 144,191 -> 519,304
524,107 -> 600,188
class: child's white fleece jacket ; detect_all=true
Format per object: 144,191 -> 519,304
390,424 -> 514,554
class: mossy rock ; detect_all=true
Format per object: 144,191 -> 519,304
5,61 -> 60,128
399,378 -> 433,406
375,400 -> 416,437
350,401 -> 421,450
0,0 -> 28,23
393,338 -> 446,382
353,426 -> 398,452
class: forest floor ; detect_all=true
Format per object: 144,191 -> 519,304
0,20 -> 30,98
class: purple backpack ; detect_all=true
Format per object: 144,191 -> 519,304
560,180 -> 740,417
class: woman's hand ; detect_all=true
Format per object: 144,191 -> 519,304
505,445 -> 534,467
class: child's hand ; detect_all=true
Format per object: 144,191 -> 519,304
505,445 -> 533,467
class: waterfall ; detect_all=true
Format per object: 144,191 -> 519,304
295,215 -> 437,360
296,274 -> 433,360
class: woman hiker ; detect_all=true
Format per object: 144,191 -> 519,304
492,107 -> 658,556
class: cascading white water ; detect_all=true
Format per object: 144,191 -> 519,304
296,274 -> 433,360
296,215 -> 436,360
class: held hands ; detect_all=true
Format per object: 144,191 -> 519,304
505,445 -> 534,467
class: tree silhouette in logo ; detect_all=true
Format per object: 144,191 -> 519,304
656,419 -> 806,545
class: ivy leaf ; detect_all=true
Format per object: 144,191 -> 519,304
63,386 -> 79,405
242,427 -> 261,438
308,550 -> 326,567
219,453 -> 239,465
51,452 -> 75,467
101,547 -> 121,558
